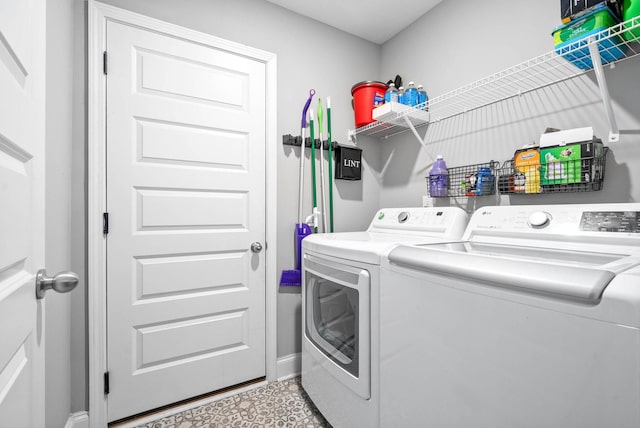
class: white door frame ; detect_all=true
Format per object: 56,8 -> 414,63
87,2 -> 278,426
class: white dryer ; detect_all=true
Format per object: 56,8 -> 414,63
301,207 -> 469,428
381,203 -> 640,428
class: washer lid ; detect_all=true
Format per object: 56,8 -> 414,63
303,232 -> 446,265
387,242 -> 638,303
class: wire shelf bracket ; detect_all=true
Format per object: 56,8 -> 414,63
588,35 -> 620,143
348,102 -> 431,147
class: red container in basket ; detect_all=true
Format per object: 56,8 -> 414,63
351,81 -> 387,128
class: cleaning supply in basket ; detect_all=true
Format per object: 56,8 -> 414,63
475,167 -> 495,196
514,148 -> 541,194
429,156 -> 448,197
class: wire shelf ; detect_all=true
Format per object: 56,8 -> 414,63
427,161 -> 500,198
355,102 -> 430,138
350,16 -> 640,138
497,147 -> 608,194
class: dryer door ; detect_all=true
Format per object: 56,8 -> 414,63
303,253 -> 371,399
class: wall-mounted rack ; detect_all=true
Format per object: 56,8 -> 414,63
425,148 -> 608,198
349,16 -> 640,145
427,161 -> 500,198
349,102 -> 430,141
497,147 -> 608,195
282,134 -> 338,150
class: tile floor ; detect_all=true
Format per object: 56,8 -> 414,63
131,377 -> 332,428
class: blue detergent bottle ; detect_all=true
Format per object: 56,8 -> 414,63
429,155 -> 448,197
397,86 -> 406,105
475,167 -> 495,196
385,83 -> 398,103
405,81 -> 418,107
417,85 -> 428,110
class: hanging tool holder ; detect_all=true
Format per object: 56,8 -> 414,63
282,134 -> 338,150
283,135 -> 362,181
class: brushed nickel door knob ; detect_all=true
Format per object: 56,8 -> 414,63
35,269 -> 79,299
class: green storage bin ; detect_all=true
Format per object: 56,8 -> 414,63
623,0 -> 640,41
553,6 -> 618,45
553,6 -> 624,70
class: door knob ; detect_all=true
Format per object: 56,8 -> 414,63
251,242 -> 263,253
35,269 -> 80,299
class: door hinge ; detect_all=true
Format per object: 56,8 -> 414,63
103,212 -> 109,235
103,51 -> 108,75
104,371 -> 110,395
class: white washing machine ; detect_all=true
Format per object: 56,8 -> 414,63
380,203 -> 640,428
301,207 -> 469,428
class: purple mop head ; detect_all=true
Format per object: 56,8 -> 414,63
279,223 -> 312,287
279,269 -> 301,287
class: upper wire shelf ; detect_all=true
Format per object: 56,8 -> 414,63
350,16 -> 640,140
355,101 -> 430,138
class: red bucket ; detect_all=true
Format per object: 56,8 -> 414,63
351,81 -> 387,128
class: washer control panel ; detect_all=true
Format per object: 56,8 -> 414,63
580,211 -> 640,233
463,204 -> 640,241
375,208 -> 453,227
370,207 -> 469,238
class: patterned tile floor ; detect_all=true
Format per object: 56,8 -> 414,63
133,377 -> 332,428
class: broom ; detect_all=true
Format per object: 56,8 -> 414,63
280,90 -> 315,286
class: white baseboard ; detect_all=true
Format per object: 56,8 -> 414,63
64,411 -> 89,428
276,352 -> 300,381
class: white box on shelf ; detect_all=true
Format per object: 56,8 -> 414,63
539,126 -> 595,148
372,102 -> 430,128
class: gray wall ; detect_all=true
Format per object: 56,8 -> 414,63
379,0 -> 640,209
45,0 -> 76,425
71,0 -> 88,413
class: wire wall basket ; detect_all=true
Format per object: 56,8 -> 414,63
497,147 -> 608,194
428,161 -> 500,198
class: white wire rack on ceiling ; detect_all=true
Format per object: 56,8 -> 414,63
350,15 -> 640,144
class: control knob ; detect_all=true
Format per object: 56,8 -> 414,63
528,211 -> 551,228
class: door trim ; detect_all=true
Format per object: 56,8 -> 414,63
87,2 -> 278,426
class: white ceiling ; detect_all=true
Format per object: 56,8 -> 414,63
264,0 -> 443,44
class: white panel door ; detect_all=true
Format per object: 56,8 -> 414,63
0,0 -> 46,426
105,20 -> 267,421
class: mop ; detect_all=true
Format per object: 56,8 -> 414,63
327,97 -> 334,233
317,99 -> 328,233
279,89 -> 315,286
306,109 -> 321,233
